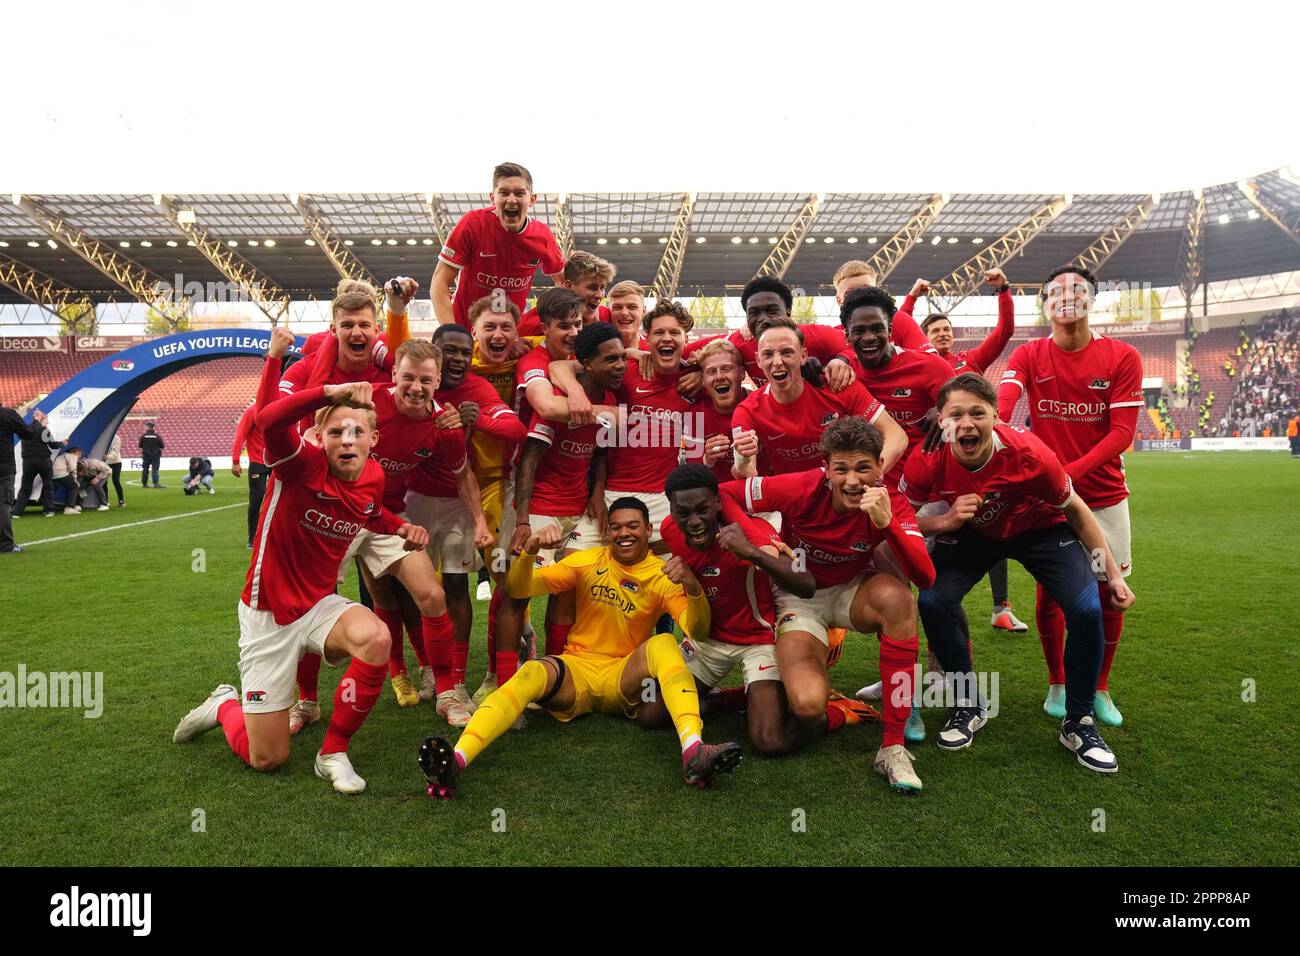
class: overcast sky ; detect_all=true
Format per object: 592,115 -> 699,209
3,0 -> 1295,195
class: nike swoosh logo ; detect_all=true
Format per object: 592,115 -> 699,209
479,251 -> 497,258
316,492 -> 340,500
757,664 -> 777,671
1059,540 -> 1076,547
634,386 -> 657,395
1035,375 -> 1055,383
596,567 -> 608,575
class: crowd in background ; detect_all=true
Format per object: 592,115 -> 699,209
1212,309 -> 1299,439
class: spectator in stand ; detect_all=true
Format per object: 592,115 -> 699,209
15,407 -> 61,518
2,404 -> 48,553
139,422 -> 164,488
1288,414 -> 1299,457
51,446 -> 83,514
104,433 -> 125,508
77,456 -> 112,511
231,399 -> 267,549
184,457 -> 215,495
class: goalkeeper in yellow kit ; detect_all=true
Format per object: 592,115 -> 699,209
419,497 -> 743,797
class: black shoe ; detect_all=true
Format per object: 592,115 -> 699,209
1060,715 -> 1118,773
1,546 -> 22,554
117,501 -> 125,508
683,740 -> 743,788
936,703 -> 987,751
419,734 -> 460,799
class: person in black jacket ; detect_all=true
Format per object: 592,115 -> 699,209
16,410 -> 61,517
183,456 -> 215,495
139,422 -> 165,488
1,404 -> 47,554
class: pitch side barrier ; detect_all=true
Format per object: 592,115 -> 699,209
1132,437 -> 1289,451
11,329 -> 304,492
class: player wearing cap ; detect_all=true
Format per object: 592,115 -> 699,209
998,265 -> 1143,726
902,373 -> 1134,772
172,380 -> 429,793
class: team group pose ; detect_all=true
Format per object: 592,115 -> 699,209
174,161 -> 1138,799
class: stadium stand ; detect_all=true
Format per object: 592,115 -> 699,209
0,349 -> 100,409
1212,309 -> 1298,437
116,356 -> 262,457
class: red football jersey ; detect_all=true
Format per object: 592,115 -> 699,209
441,208 -> 566,329
899,424 -> 1073,541
513,343 -> 571,428
371,392 -> 467,507
731,380 -> 883,476
517,304 -> 612,337
525,387 -> 615,516
277,349 -> 394,433
932,288 -> 1015,374
729,469 -> 925,589
244,388 -> 404,625
843,347 -> 952,462
606,361 -> 696,494
684,324 -> 848,387
681,394 -> 749,483
1000,333 -> 1143,508
231,404 -> 266,467
660,512 -> 780,646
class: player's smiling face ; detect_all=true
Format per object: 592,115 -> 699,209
321,406 -> 376,481
608,295 -> 643,342
926,317 -> 954,354
585,338 -> 627,391
568,276 -> 607,314
646,315 -> 686,372
756,327 -> 805,394
544,311 -> 583,357
492,176 -> 534,233
845,307 -> 892,369
393,357 -> 440,416
1042,272 -> 1094,324
474,311 -> 518,363
669,487 -> 720,551
334,306 -> 379,367
437,331 -> 474,389
941,389 -> 996,467
745,291 -> 789,338
825,449 -> 882,511
608,508 -> 651,564
700,352 -> 743,410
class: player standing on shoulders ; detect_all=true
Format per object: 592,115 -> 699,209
902,373 -> 1134,772
998,265 -> 1143,726
172,381 -> 428,793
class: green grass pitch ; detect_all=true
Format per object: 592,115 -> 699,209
2,453 -> 1297,866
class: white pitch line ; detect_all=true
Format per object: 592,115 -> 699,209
19,502 -> 245,547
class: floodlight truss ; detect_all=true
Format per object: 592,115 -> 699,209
425,194 -> 456,247
865,193 -> 947,284
1178,193 -> 1206,321
295,195 -> 378,287
158,196 -> 292,325
648,192 -> 694,300
0,252 -> 97,321
1239,180 -> 1300,249
927,196 -> 1070,313
753,193 -> 822,280
1069,196 -> 1156,274
16,197 -> 191,323
553,195 -> 575,260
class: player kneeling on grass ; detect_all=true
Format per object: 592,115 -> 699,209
720,416 -> 936,791
172,382 -> 429,794
419,498 -> 742,797
900,373 -> 1135,773
652,464 -> 878,754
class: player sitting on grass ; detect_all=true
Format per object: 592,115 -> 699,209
419,497 -> 743,798
901,373 -> 1135,773
653,464 -> 878,754
172,381 -> 429,794
721,416 -> 936,791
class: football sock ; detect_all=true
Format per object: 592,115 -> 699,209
408,623 -> 430,668
644,632 -> 702,752
454,659 -> 548,769
1035,583 -> 1068,685
1097,583 -> 1124,691
451,639 -> 469,687
495,650 -> 518,686
320,657 -> 386,755
545,622 -> 571,657
989,559 -> 1010,608
423,614 -> 455,694
707,687 -> 747,715
1061,586 -> 1104,720
374,607 -> 406,677
486,589 -> 504,672
216,699 -> 250,765
879,634 -> 919,748
296,653 -> 322,702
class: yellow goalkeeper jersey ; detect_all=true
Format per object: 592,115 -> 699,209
508,546 -> 710,660
469,337 -> 541,481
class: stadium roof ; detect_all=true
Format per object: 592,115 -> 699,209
2,170 -> 1298,307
